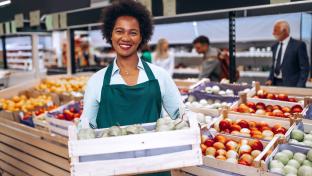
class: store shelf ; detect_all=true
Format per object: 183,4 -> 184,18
239,71 -> 270,78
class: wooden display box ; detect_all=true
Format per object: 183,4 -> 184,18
211,111 -> 296,143
231,92 -> 306,122
249,82 -> 312,101
0,118 -> 69,176
182,132 -> 280,176
174,78 -> 199,89
68,114 -> 202,176
287,118 -> 312,149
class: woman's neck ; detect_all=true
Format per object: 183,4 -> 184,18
116,54 -> 139,71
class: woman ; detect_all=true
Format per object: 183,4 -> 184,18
153,38 -> 175,76
80,1 -> 182,175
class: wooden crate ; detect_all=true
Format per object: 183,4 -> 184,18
174,79 -> 199,89
287,118 -> 312,149
68,114 -> 202,176
0,118 -> 70,176
231,92 -> 305,122
249,82 -> 312,100
211,111 -> 296,142
181,133 -> 280,176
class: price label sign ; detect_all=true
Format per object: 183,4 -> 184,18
45,14 -> 53,31
14,13 -> 24,28
163,0 -> 176,16
30,10 -> 40,27
59,13 -> 67,29
52,13 -> 59,30
0,23 -> 3,35
11,21 -> 16,34
5,22 -> 10,34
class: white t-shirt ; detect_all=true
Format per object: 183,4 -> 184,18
152,52 -> 175,76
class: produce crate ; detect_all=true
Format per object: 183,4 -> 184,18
46,101 -> 82,137
249,82 -> 312,102
181,131 -> 280,176
211,111 -> 296,142
261,144 -> 312,176
68,113 -> 202,176
287,118 -> 312,149
231,92 -> 305,121
33,113 -> 50,132
0,118 -> 69,176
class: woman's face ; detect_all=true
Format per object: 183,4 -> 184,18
111,16 -> 142,58
161,41 -> 168,51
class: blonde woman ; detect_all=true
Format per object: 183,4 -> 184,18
153,38 -> 175,76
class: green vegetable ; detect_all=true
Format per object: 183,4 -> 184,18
298,165 -> 312,176
303,160 -> 312,167
270,160 -> 284,169
78,128 -> 96,140
283,165 -> 297,175
304,134 -> 312,141
294,152 -> 307,164
282,150 -> 294,160
308,149 -> 312,162
274,152 -> 290,165
287,159 -> 300,169
291,129 -> 305,142
270,168 -> 285,175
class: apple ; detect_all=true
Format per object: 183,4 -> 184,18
239,139 -> 249,146
265,105 -> 274,112
272,124 -> 282,134
265,112 -> 274,116
257,121 -> 269,129
251,150 -> 261,158
216,155 -> 227,160
74,113 -> 81,118
238,104 -> 251,113
266,93 -> 276,100
201,144 -> 207,154
69,107 -> 76,113
248,121 -> 257,128
201,134 -> 209,143
257,90 -> 267,99
255,109 -> 266,115
260,126 -> 271,132
251,130 -> 262,136
272,105 -> 282,110
215,135 -> 227,144
219,120 -> 231,131
256,102 -> 266,110
284,112 -> 291,118
240,154 -> 253,165
226,150 -> 239,159
246,102 -> 256,110
291,105 -> 303,113
238,120 -> 249,129
262,130 -> 274,138
240,128 -> 251,134
216,149 -> 227,156
230,124 -> 242,132
226,140 -> 238,151
56,113 -> 65,119
249,139 -> 264,151
213,142 -> 226,150
281,106 -> 291,113
206,147 -> 216,156
277,94 -> 288,101
288,97 -> 297,102
238,160 -> 250,166
252,134 -> 263,139
274,127 -> 287,135
204,139 -> 215,147
239,145 -> 252,155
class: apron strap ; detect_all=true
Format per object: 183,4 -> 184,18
104,63 -> 114,86
142,60 -> 156,80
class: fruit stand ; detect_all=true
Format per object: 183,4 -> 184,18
0,77 -> 311,176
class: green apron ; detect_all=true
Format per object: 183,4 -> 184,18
96,60 -> 170,176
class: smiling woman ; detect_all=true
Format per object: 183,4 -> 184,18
79,1 -> 183,175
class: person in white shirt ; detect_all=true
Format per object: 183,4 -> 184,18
152,38 -> 175,76
265,20 -> 310,87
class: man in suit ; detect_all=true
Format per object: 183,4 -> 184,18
265,20 -> 310,87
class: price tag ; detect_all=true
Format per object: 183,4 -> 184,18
11,21 -> 16,34
163,0 -> 176,16
45,14 -> 53,31
19,112 -> 24,119
52,13 -> 59,30
5,22 -> 10,34
59,13 -> 67,29
0,23 -> 3,35
14,13 -> 24,28
30,10 -> 40,27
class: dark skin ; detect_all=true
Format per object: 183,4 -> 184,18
111,16 -> 142,86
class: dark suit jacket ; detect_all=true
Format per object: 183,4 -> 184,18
268,37 -> 310,87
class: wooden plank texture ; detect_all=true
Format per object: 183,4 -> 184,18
0,160 -> 29,176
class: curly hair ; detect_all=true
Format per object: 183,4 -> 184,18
101,0 -> 154,49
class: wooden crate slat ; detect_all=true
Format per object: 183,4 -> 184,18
0,143 -> 69,176
2,171 -> 14,176
182,166 -> 234,176
0,159 -> 30,176
69,129 -> 199,157
0,134 -> 69,171
72,149 -> 201,176
0,118 -> 67,145
0,152 -> 50,176
0,123 -> 68,158
0,79 -> 40,99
